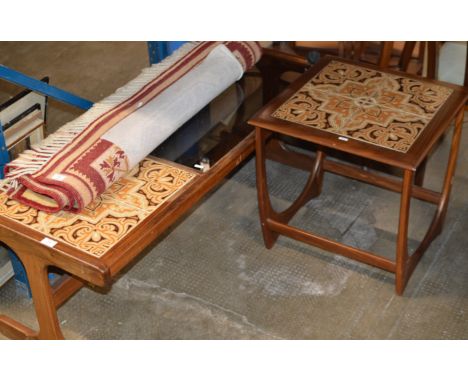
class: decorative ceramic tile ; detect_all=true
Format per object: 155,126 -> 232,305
272,61 -> 453,152
0,193 -> 58,233
0,158 -> 197,257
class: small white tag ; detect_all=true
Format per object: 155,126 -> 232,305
41,237 -> 58,248
338,136 -> 349,142
52,173 -> 66,181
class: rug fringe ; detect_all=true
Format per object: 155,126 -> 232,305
1,42 -> 200,190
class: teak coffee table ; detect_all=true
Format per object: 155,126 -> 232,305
249,57 -> 468,295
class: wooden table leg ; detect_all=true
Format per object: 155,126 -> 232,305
256,129 -> 325,249
398,107 -> 465,292
395,169 -> 414,295
414,157 -> 427,187
433,108 -> 465,233
256,128 -> 278,248
0,253 -> 65,340
23,255 -> 65,339
0,315 -> 37,340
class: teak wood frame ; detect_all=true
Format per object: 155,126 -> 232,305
0,132 -> 255,340
251,56 -> 468,296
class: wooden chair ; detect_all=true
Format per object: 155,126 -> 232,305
260,42 -> 439,94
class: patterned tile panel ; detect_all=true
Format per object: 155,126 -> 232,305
272,60 -> 453,152
0,158 -> 197,257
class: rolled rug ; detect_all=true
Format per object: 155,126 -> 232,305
153,83 -> 246,162
1,41 -> 262,213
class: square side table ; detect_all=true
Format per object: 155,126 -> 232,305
249,56 -> 468,295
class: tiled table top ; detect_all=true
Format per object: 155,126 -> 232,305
0,158 -> 196,258
272,60 -> 454,153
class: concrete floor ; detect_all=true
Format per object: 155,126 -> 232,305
1,42 -> 468,339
